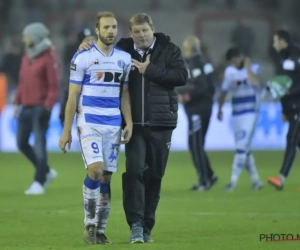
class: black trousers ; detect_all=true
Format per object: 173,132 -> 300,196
16,106 -> 51,184
186,108 -> 214,184
122,125 -> 173,234
279,111 -> 300,178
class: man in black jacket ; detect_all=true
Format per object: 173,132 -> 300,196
120,14 -> 187,243
268,30 -> 300,190
178,36 -> 218,191
79,13 -> 187,243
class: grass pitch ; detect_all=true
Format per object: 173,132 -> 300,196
0,151 -> 299,250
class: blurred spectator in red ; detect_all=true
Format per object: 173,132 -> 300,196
14,22 -> 60,195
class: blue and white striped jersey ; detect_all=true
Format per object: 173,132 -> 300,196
221,64 -> 261,116
69,44 -> 131,127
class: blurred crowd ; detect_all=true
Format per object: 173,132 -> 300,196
0,0 -> 300,105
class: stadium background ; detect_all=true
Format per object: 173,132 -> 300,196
0,1 -> 299,250
0,0 -> 297,152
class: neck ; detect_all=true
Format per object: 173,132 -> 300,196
96,40 -> 113,56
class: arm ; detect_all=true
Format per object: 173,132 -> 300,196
121,84 -> 132,126
217,68 -> 232,119
63,51 -> 86,132
218,91 -> 227,113
63,83 -> 81,132
144,45 -> 188,88
121,60 -> 132,126
44,52 -> 60,110
245,59 -> 260,86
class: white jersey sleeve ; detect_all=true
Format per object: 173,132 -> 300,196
69,50 -> 87,84
221,67 -> 235,91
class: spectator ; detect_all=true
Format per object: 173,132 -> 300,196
14,22 -> 60,195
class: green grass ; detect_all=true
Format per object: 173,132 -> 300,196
0,151 -> 299,250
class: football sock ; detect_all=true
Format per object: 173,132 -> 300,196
230,151 -> 247,185
279,174 -> 285,183
245,153 -> 260,183
96,182 -> 111,233
83,175 -> 100,226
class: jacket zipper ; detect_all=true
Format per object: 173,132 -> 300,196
168,92 -> 174,116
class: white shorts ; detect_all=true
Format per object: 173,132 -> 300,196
77,125 -> 121,172
232,112 -> 258,152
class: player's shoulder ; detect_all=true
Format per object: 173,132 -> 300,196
114,46 -> 131,60
224,65 -> 237,77
71,49 -> 89,63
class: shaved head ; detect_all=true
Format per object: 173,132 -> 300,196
182,36 -> 201,58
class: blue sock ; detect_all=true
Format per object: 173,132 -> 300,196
100,182 -> 110,194
84,175 -> 100,189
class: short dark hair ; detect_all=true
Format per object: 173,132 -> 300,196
274,30 -> 291,44
225,47 -> 242,61
129,13 -> 153,30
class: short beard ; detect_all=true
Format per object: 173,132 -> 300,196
98,34 -> 115,46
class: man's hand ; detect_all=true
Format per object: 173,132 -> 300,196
132,55 -> 150,74
178,95 -> 183,104
178,93 -> 190,104
59,131 -> 72,153
13,105 -> 19,119
78,41 -> 93,51
217,110 -> 223,121
120,123 -> 133,144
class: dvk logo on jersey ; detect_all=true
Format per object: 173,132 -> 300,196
97,72 -> 122,83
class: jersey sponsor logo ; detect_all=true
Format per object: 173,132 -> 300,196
118,60 -> 125,68
97,72 -> 122,82
70,63 -> 77,71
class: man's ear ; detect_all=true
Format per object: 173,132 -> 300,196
95,27 -> 99,36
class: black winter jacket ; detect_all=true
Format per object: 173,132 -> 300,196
277,45 -> 300,114
177,52 -> 215,113
116,33 -> 187,128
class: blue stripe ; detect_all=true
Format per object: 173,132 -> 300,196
82,95 -> 120,108
83,83 -> 121,87
92,44 -> 106,57
236,149 -> 246,154
92,44 -> 114,57
83,74 -> 90,84
85,114 -> 121,126
70,79 -> 82,84
232,109 -> 256,116
232,95 -> 256,104
71,50 -> 86,63
110,48 -> 114,56
123,81 -> 128,85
